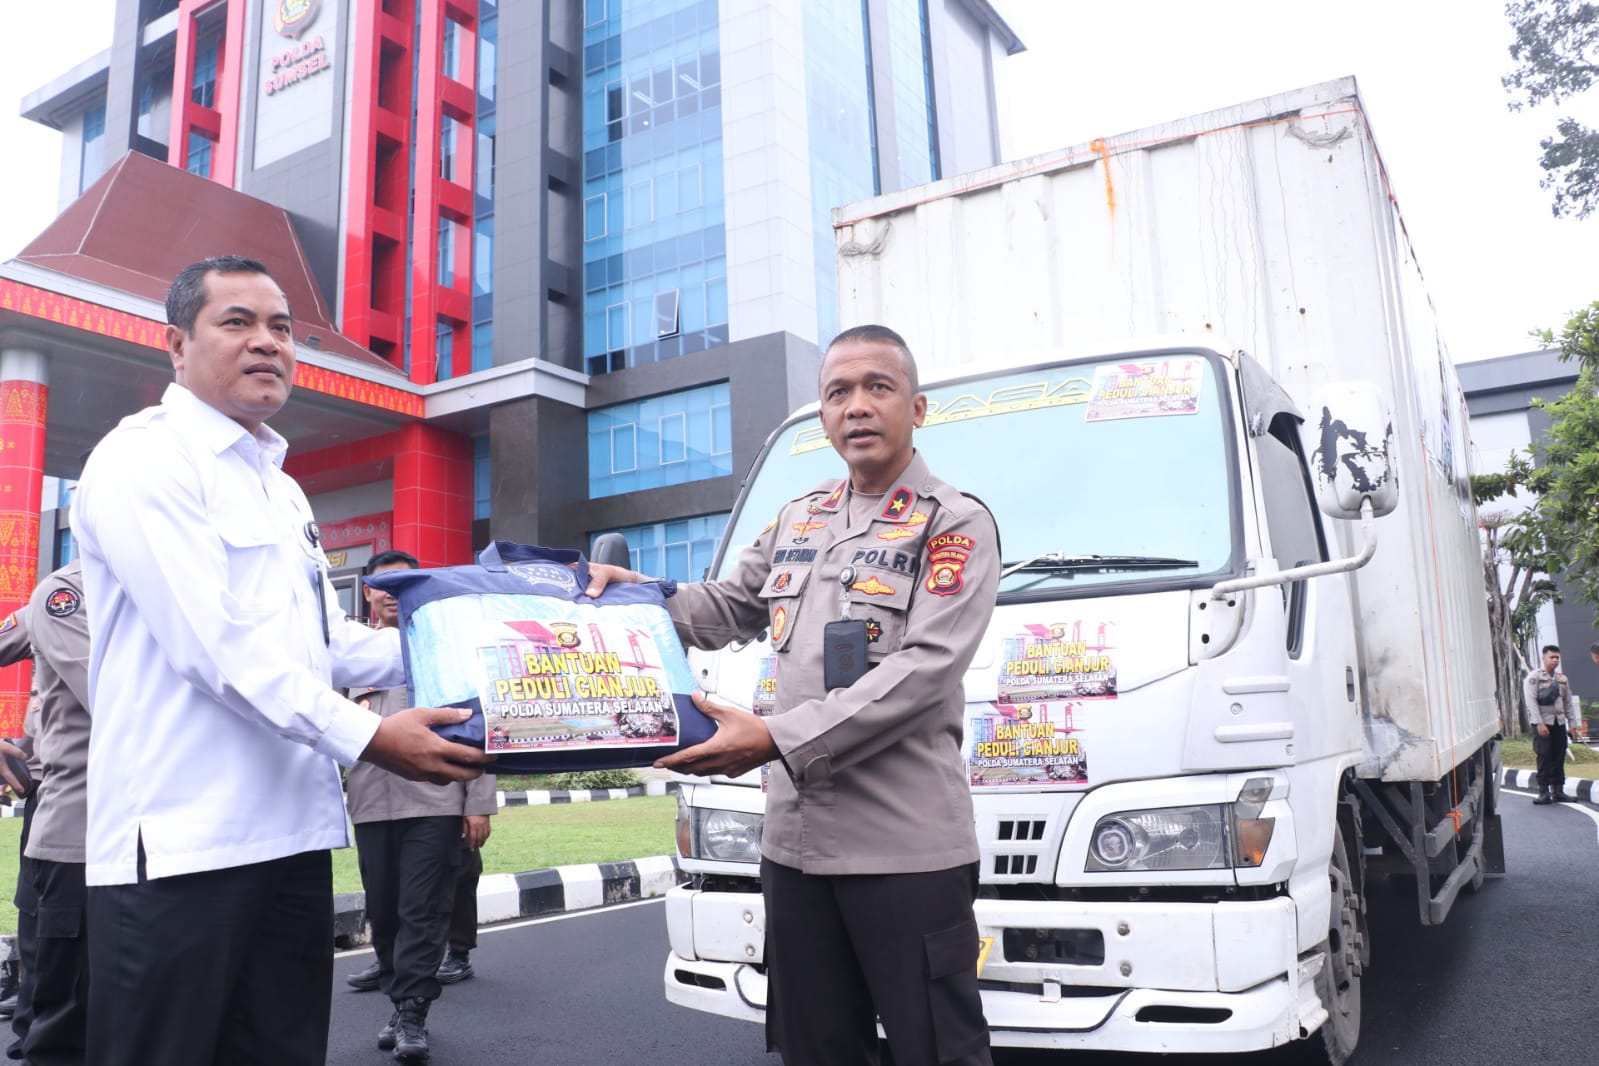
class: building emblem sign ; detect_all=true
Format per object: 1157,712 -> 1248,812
274,0 -> 322,39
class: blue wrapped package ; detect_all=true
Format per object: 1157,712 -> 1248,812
363,541 -> 713,772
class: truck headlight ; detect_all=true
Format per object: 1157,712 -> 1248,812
1084,778 -> 1277,873
1086,805 -> 1229,872
680,802 -> 764,864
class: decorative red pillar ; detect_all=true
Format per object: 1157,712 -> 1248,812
392,423 -> 473,568
0,350 -> 47,736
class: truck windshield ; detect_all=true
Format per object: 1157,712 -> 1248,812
716,353 -> 1239,598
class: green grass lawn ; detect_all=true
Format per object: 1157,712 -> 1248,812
0,796 -> 677,935
1501,737 -> 1599,771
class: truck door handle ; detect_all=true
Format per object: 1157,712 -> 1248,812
1346,666 -> 1356,703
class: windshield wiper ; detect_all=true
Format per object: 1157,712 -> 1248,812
1000,553 -> 1200,579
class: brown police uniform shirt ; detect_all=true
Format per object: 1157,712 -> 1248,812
344,685 -> 498,824
24,563 -> 92,864
0,604 -> 36,777
667,450 -> 999,876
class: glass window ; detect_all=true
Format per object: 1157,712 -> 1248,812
438,217 -> 456,286
677,163 -> 701,211
473,435 -> 491,520
628,179 -> 653,227
717,356 -> 1241,600
589,513 -> 730,583
473,215 -> 494,297
472,320 -> 493,372
606,301 -> 629,350
660,412 -> 687,463
587,382 -> 734,497
440,116 -> 457,182
436,322 -> 454,380
478,17 -> 497,100
186,131 -> 213,178
585,0 -> 607,27
655,289 -> 680,338
611,423 -> 638,472
192,37 -> 218,109
80,104 -> 106,194
584,194 -> 608,240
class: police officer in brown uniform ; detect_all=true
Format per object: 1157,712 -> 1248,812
345,550 -> 497,1063
587,324 -> 999,1065
0,607 -> 35,1050
19,563 -> 92,1065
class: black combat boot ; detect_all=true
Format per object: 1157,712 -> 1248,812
1552,784 -> 1569,802
392,997 -> 431,1062
436,950 -> 474,985
1534,785 -> 1554,805
378,1008 -> 400,1050
347,959 -> 384,992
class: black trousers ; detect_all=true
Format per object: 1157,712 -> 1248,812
447,844 -> 482,955
24,859 -> 87,1066
86,849 -> 334,1066
1535,722 -> 1569,790
354,816 -> 461,1002
8,793 -> 38,1061
762,859 -> 992,1066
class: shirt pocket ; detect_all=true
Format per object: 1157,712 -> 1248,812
844,565 -> 914,660
759,565 -> 812,652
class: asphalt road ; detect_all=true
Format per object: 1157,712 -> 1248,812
327,786 -> 1592,1065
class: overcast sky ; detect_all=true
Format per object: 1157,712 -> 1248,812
0,0 -> 1592,363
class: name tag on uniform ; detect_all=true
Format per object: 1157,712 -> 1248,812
823,620 -> 868,691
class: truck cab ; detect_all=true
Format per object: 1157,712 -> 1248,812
657,341 -> 1500,1060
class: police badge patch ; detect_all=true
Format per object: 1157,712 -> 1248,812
924,533 -> 975,597
45,587 -> 80,617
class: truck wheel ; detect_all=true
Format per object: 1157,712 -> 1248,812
1310,828 -> 1363,1065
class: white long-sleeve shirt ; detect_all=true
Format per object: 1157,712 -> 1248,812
73,383 -> 402,885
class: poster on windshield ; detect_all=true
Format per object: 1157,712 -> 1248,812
472,617 -> 681,753
1085,357 -> 1203,422
998,623 -> 1118,703
968,702 -> 1089,787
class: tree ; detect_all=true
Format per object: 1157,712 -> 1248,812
1503,1 -> 1599,218
1474,458 -> 1559,736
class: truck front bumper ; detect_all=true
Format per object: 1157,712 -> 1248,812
662,884 -> 1329,1053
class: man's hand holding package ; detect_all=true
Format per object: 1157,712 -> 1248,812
363,706 -> 493,784
656,691 -> 779,778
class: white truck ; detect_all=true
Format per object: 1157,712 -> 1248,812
659,78 -> 1501,1062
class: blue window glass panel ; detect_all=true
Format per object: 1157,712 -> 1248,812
706,275 -> 727,324
584,194 -> 608,240
436,324 -> 454,380
55,528 -> 76,570
611,423 -> 637,474
479,10 -> 497,101
473,436 -> 491,520
186,131 -> 213,178
441,116 -> 457,181
80,104 -> 106,193
586,382 -> 733,498
443,17 -> 462,80
438,217 -> 455,286
589,513 -> 729,583
471,320 -> 492,372
192,38 -> 218,108
473,215 -> 494,297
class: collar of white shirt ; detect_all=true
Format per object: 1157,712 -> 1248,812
160,382 -> 289,469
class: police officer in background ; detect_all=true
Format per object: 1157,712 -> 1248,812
1525,644 -> 1585,804
586,324 -> 999,1065
345,550 -> 497,1062
0,609 -> 35,1055
17,563 -> 92,1065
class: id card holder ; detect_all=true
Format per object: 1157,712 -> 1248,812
823,619 -> 869,690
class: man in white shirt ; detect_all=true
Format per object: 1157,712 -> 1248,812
71,255 -> 488,1066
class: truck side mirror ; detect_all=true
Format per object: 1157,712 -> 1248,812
1309,382 -> 1398,520
590,532 -> 633,569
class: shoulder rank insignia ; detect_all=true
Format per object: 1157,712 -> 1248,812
0,613 -> 15,635
809,482 -> 847,514
880,487 -> 915,521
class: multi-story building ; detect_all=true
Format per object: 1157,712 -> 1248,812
0,0 -> 1019,729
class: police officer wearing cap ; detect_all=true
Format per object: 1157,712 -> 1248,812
586,324 -> 999,1065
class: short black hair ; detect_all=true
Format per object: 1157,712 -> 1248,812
1543,644 -> 1561,656
165,256 -> 284,333
825,324 -> 919,392
363,549 -> 419,576
1590,642 -> 1599,657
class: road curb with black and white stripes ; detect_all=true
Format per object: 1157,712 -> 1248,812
333,854 -> 681,947
497,778 -> 678,807
1500,767 -> 1598,803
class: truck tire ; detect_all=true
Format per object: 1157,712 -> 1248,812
1307,828 -> 1363,1065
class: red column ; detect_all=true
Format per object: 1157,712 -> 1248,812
0,352 -> 47,736
392,424 -> 473,568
